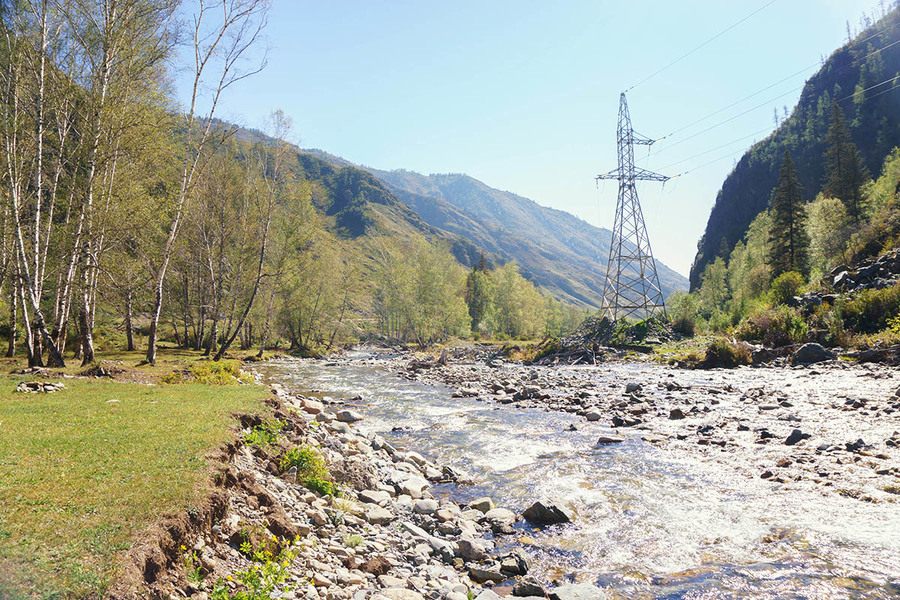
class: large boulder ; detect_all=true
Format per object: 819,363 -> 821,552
522,498 -> 571,525
791,343 -> 835,365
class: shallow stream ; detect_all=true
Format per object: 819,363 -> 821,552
254,355 -> 900,599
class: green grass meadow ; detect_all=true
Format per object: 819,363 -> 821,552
0,375 -> 267,599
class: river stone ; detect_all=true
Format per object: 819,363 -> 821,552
364,506 -> 394,525
457,538 -> 487,561
484,507 -> 516,523
513,576 -> 546,597
595,435 -> 624,445
522,499 -> 571,525
500,548 -> 531,575
315,412 -> 334,423
336,409 -> 364,423
474,591 -> 502,600
469,565 -> 505,584
358,489 -> 391,505
413,499 -> 439,514
301,398 -> 324,414
329,421 -> 351,434
549,583 -> 608,600
625,382 -> 642,393
785,429 -> 811,446
468,497 -> 495,513
399,475 -> 429,498
381,589 -> 425,600
584,409 -> 602,422
791,343 -> 835,365
669,408 -> 686,420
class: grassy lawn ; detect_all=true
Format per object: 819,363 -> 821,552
0,350 -> 269,599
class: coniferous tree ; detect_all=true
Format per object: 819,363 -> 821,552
769,151 -> 810,277
824,101 -> 870,224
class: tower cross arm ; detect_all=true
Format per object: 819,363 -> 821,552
633,166 -> 669,182
595,168 -> 619,181
631,131 -> 656,145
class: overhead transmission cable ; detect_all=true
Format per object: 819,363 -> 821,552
660,73 -> 900,180
626,0 -> 779,92
643,38 -> 900,159
641,34 -> 900,157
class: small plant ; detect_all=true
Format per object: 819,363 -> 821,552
698,338 -> 751,368
182,545 -> 203,584
243,420 -> 285,448
734,305 -> 808,347
344,533 -> 363,548
279,445 -> 336,496
841,283 -> 900,333
211,538 -> 296,600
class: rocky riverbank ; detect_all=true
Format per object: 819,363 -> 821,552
126,377 -> 606,600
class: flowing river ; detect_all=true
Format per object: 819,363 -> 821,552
254,354 -> 900,599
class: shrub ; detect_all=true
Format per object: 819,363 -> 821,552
279,446 -> 335,496
211,536 -> 296,600
734,305 -> 808,347
244,420 -> 285,448
771,271 -> 804,305
842,283 -> 900,334
160,360 -> 254,385
698,338 -> 751,368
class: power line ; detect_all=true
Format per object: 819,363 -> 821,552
626,0 -> 780,92
662,74 -> 900,180
642,32 -> 900,152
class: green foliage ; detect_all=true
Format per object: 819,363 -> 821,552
734,305 -> 808,347
182,545 -> 203,584
769,151 -> 810,277
243,420 -> 285,449
698,258 -> 728,318
160,361 -> 254,385
344,534 -> 363,548
279,446 -> 336,497
807,194 -> 852,272
667,291 -> 698,336
824,100 -> 870,223
211,541 -> 296,600
770,271 -> 805,305
842,283 -> 900,333
700,338 -> 751,368
373,237 -> 471,344
465,267 -> 497,337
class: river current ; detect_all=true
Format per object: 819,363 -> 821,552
254,355 -> 900,599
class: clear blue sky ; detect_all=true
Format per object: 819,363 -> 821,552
192,0 -> 887,277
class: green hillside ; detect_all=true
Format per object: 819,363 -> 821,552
691,8 -> 900,289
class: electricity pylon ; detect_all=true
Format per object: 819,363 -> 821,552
596,92 -> 668,321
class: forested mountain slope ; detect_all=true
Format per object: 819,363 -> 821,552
286,151 -> 483,262
691,8 -> 900,289
239,142 -> 689,310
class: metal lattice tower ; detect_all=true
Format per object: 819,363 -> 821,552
596,93 -> 668,321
